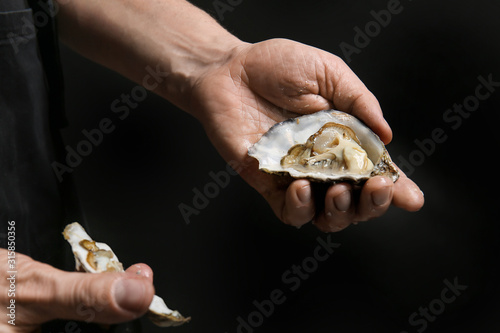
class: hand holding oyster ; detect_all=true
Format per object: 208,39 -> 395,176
63,222 -> 190,327
247,109 -> 424,231
188,39 -> 424,230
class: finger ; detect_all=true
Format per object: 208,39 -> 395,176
20,260 -> 155,324
313,183 -> 354,232
242,40 -> 333,114
392,167 -> 425,211
322,55 -> 393,144
354,176 -> 394,222
283,92 -> 334,114
281,179 -> 315,227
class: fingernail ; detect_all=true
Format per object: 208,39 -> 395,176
334,190 -> 351,212
372,187 -> 392,206
297,185 -> 311,205
114,278 -> 148,312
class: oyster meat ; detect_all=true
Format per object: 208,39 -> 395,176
63,222 -> 190,327
248,110 -> 399,183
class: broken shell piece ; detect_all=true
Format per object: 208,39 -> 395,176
63,222 -> 190,327
248,110 -> 399,183
148,295 -> 190,327
63,222 -> 122,273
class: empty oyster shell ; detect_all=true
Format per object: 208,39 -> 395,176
63,222 -> 190,327
248,110 -> 399,183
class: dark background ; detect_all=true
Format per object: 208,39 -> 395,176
59,0 -> 500,332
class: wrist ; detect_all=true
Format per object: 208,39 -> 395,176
155,30 -> 246,113
58,0 -> 247,113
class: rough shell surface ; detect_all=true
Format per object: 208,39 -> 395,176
248,110 -> 399,183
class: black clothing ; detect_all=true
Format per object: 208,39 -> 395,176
0,1 -> 139,331
0,0 -> 67,267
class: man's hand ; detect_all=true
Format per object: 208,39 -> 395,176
57,0 -> 423,231
0,249 -> 155,332
189,39 -> 424,231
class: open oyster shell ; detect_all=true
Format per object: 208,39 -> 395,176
248,110 -> 399,183
63,222 -> 190,328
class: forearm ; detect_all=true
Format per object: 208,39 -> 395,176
56,0 -> 243,112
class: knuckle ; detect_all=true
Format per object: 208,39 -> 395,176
76,277 -> 115,314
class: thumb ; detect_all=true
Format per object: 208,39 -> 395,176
20,260 -> 155,324
54,267 -> 155,323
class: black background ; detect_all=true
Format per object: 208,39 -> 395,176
59,0 -> 500,332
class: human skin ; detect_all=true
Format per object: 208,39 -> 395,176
0,0 -> 424,330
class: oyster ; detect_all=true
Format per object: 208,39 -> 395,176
248,110 -> 399,183
63,222 -> 190,327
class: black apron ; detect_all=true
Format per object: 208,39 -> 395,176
0,1 -> 141,331
0,0 -> 67,267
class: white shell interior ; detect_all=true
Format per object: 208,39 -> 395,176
150,295 -> 177,316
63,222 -> 121,273
248,110 -> 386,181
